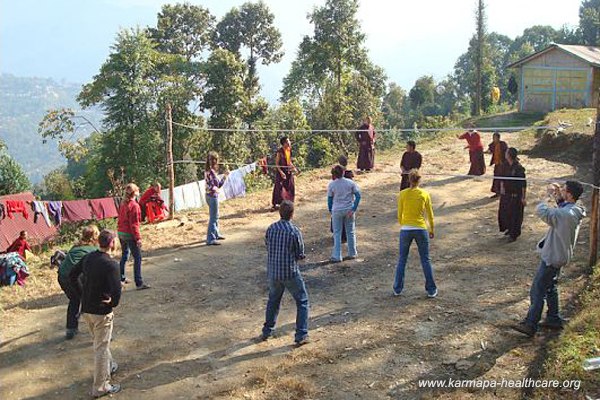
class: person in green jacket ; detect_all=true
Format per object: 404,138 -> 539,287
58,225 -> 99,340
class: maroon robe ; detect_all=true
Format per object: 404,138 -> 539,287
488,140 -> 508,194
271,148 -> 295,207
355,123 -> 376,170
400,151 -> 423,190
498,161 -> 526,240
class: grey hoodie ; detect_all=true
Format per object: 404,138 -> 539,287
536,201 -> 586,267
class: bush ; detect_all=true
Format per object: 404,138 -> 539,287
56,219 -> 118,246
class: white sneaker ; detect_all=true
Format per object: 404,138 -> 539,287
427,289 -> 438,298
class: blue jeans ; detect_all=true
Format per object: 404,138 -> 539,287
262,274 -> 309,342
331,209 -> 357,261
119,238 -> 143,287
393,229 -> 436,294
206,195 -> 220,244
525,260 -> 561,330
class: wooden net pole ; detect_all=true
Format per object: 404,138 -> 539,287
590,91 -> 600,267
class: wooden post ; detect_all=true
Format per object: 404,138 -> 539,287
166,104 -> 175,220
590,90 -> 600,267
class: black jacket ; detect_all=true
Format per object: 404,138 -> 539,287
69,250 -> 121,315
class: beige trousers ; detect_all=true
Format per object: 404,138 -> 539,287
83,312 -> 114,396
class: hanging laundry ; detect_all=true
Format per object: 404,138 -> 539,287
160,189 -> 170,210
62,200 -> 94,222
32,201 -> 52,227
0,203 -> 5,220
173,185 -> 186,212
181,182 -> 203,209
89,198 -> 119,220
198,180 -> 206,207
5,200 -> 29,219
222,169 -> 246,200
241,162 -> 257,176
47,201 -> 63,225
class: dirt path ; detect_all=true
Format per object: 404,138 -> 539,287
0,132 -> 592,400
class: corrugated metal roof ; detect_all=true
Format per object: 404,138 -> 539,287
507,44 -> 600,68
0,192 -> 58,250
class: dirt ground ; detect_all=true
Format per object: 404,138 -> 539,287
0,131 -> 594,400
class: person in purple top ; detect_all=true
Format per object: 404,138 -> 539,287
204,151 -> 229,246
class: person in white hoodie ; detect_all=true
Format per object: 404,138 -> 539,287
512,181 -> 585,337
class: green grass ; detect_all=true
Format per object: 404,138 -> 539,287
535,263 -> 600,399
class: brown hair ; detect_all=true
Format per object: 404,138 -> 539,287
408,169 -> 421,187
205,151 -> 219,172
279,200 -> 294,220
78,225 -> 100,246
124,183 -> 139,200
331,165 -> 345,179
98,230 -> 116,249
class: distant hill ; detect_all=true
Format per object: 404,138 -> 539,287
0,74 -> 103,183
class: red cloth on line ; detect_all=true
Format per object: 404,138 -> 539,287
5,200 -> 29,219
62,200 -> 94,222
459,131 -> 484,152
89,198 -> 119,220
117,199 -> 142,241
6,237 -> 31,259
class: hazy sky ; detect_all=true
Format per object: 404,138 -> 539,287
0,0 -> 581,101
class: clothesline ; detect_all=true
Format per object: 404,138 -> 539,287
169,159 -> 600,190
170,119 -> 561,134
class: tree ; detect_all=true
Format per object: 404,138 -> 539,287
213,1 -> 283,125
202,48 -> 246,159
78,28 -> 164,195
149,3 -> 215,61
0,140 -> 31,196
579,0 -> 600,45
150,3 -> 215,184
474,0 -> 487,116
511,25 -> 559,52
281,0 -> 385,151
409,76 -> 435,110
382,83 -> 406,129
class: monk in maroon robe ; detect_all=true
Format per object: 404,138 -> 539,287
498,147 -> 527,242
488,132 -> 508,198
271,136 -> 297,210
355,116 -> 376,171
458,127 -> 485,176
400,140 -> 422,190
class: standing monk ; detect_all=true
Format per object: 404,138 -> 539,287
400,140 -> 422,190
355,116 -> 376,172
458,125 -> 485,176
498,148 -> 527,242
488,132 -> 508,198
271,137 -> 298,211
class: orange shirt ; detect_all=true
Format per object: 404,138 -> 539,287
493,142 -> 503,165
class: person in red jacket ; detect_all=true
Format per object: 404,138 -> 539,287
117,183 -> 150,290
6,231 -> 32,260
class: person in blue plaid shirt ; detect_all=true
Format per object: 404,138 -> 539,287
261,200 -> 310,346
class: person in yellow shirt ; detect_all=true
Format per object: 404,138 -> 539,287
393,169 -> 438,298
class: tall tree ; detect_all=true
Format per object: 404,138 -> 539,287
213,1 -> 283,125
381,83 -> 406,129
474,0 -> 486,116
150,3 -> 215,184
281,0 -> 385,151
202,48 -> 246,159
0,139 -> 31,195
78,28 -> 164,195
579,0 -> 600,45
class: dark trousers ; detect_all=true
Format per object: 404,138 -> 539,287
58,274 -> 80,330
498,194 -> 524,239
